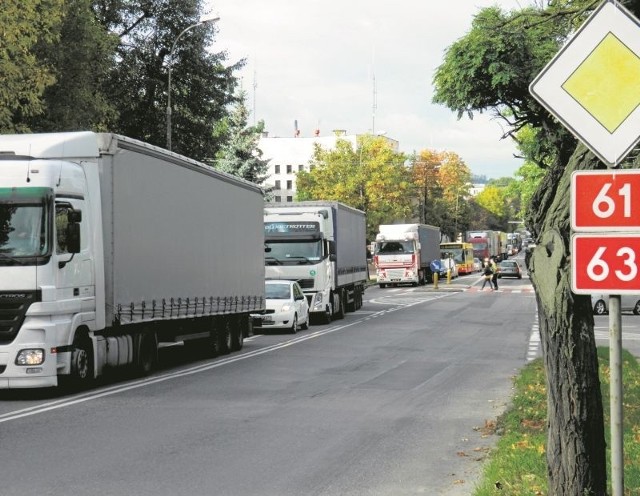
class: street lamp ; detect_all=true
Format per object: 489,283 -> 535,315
166,15 -> 220,151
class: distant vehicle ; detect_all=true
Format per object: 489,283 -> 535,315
466,230 -> 501,261
498,260 -> 522,279
440,241 -> 474,275
253,280 -> 310,333
591,294 -> 640,315
374,223 -> 440,287
264,201 -> 367,324
473,258 -> 482,272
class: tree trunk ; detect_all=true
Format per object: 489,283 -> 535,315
526,142 -> 607,495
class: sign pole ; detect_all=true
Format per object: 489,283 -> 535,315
609,295 -> 624,495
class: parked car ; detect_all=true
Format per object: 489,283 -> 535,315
591,294 -> 640,315
498,260 -> 522,279
473,257 -> 482,272
253,280 -> 310,333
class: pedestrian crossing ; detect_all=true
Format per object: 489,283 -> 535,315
467,286 -> 534,294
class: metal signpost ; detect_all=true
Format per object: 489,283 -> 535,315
530,2 -> 640,493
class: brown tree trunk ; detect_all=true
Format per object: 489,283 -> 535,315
526,142 -> 607,495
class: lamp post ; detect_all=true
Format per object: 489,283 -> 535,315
166,15 -> 220,151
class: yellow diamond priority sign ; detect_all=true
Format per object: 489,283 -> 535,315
530,1 -> 640,165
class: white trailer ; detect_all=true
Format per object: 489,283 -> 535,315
0,132 -> 265,388
263,201 -> 367,323
374,223 -> 441,287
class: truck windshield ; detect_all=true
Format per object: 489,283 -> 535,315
0,190 -> 50,261
265,240 -> 322,265
375,241 -> 414,254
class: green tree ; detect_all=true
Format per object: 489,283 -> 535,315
475,185 -> 507,220
27,0 -> 119,132
0,0 -> 64,132
212,90 -> 270,185
433,1 -> 620,493
297,135 -> 412,240
96,0 -> 242,160
410,150 -> 472,240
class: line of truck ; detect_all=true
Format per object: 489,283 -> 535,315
0,132 -> 372,390
0,131 -> 516,390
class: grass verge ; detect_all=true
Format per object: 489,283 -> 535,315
472,347 -> 640,495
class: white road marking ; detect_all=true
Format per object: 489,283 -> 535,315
0,293 -> 456,424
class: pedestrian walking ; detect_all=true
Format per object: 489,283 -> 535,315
481,259 -> 494,290
490,257 -> 499,290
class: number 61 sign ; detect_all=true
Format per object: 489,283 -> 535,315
572,234 -> 640,293
572,170 -> 640,231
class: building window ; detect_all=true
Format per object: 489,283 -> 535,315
275,180 -> 281,189
274,164 -> 280,174
286,196 -> 293,202
286,164 -> 292,174
275,196 -> 281,202
298,164 -> 304,172
286,180 -> 293,190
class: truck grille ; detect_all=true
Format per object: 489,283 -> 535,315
0,291 -> 40,345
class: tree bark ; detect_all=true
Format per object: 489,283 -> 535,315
526,142 -> 607,495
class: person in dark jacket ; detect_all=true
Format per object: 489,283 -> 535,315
490,257 -> 499,290
481,259 -> 494,290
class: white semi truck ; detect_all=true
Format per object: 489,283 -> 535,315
374,223 -> 441,287
263,201 -> 367,324
0,132 -> 265,389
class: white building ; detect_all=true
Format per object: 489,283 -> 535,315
259,129 -> 398,202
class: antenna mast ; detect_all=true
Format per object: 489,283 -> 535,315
252,69 -> 257,126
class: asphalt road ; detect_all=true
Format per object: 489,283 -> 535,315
0,263 -> 637,495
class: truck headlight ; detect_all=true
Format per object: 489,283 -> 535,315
15,349 -> 45,366
315,293 -> 323,304
281,304 -> 292,312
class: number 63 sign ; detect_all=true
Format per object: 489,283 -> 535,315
572,234 -> 640,293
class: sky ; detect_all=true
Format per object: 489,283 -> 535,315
205,0 -> 534,179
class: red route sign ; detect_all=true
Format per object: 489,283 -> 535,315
572,170 -> 640,231
572,234 -> 640,293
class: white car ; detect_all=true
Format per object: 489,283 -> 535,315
591,293 -> 640,315
253,280 -> 310,333
473,257 -> 482,272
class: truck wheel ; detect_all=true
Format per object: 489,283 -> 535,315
135,332 -> 157,376
70,332 -> 94,387
379,283 -> 386,289
320,300 -> 333,324
206,317 -> 224,357
334,291 -> 345,320
220,319 -> 233,354
231,316 -> 245,351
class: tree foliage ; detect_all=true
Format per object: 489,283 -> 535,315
410,150 -> 472,241
27,0 -> 119,132
1,0 -> 245,164
0,0 -> 64,132
212,90 -> 270,185
431,1 -> 640,492
95,0 -> 241,160
296,135 -> 413,240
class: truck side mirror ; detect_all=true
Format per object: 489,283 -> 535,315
68,210 -> 82,223
66,223 -> 81,254
328,240 -> 337,261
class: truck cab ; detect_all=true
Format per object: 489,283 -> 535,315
0,152 -> 97,388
